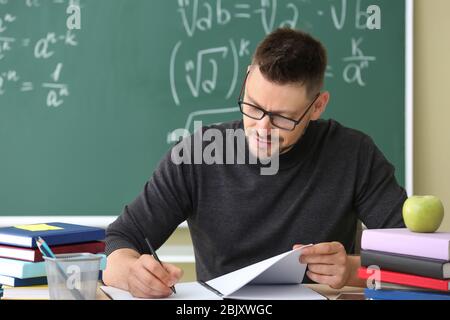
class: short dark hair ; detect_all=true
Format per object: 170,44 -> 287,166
252,28 -> 327,96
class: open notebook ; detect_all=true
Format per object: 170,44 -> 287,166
101,246 -> 326,300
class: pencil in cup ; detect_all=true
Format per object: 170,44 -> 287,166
144,237 -> 177,294
36,237 -> 86,300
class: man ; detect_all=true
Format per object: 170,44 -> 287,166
103,28 -> 406,298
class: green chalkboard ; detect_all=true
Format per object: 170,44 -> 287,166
0,0 -> 410,216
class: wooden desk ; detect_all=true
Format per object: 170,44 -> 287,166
96,284 -> 365,300
1,284 -> 363,300
304,284 -> 365,300
96,285 -> 110,300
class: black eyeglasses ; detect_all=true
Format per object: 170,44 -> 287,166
237,71 -> 320,131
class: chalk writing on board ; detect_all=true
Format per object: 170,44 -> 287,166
0,36 -> 14,60
0,13 -> 16,33
331,0 -> 375,31
342,37 -> 376,87
0,70 -> 19,95
0,12 -> 16,60
42,62 -> 69,108
167,107 -> 240,144
326,66 -> 335,79
34,30 -> 78,59
0,0 -> 80,8
25,0 -> 39,7
170,39 -> 242,107
20,81 -> 33,92
1,0 -> 380,115
0,0 -> 80,107
177,0 -> 299,38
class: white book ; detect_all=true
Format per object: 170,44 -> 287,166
1,285 -> 49,300
101,246 -> 327,300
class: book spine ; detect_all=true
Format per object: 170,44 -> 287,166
361,250 -> 446,279
22,262 -> 46,279
34,242 -> 105,262
9,277 -> 48,287
32,229 -> 105,248
361,232 -> 450,260
358,267 -> 449,292
0,261 -> 46,279
0,247 -> 37,262
364,288 -> 450,300
0,235 -> 33,248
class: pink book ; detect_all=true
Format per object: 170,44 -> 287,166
361,228 -> 450,260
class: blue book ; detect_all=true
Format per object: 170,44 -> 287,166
364,288 -> 450,300
0,254 -> 107,279
0,223 -> 105,248
0,275 -> 47,287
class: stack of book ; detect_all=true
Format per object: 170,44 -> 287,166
358,228 -> 450,300
0,222 -> 106,297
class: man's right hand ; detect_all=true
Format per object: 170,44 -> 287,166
127,254 -> 183,298
103,248 -> 184,299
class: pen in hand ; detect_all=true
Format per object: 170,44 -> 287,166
144,237 -> 176,294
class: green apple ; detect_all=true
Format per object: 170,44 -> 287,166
402,195 -> 445,233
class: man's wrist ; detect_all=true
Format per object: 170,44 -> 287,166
345,255 -> 366,288
103,248 -> 140,290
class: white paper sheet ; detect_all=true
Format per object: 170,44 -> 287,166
206,246 -> 311,296
100,282 -> 221,300
226,285 -> 327,300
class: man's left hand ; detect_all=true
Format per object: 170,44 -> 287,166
293,242 -> 351,289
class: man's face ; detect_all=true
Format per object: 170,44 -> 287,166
242,67 -> 322,159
